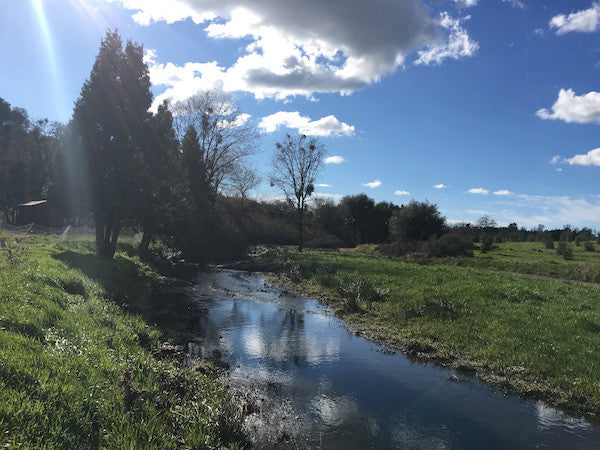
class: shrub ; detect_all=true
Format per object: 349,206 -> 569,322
583,241 -> 595,252
423,233 -> 473,257
556,240 -> 574,260
543,234 -> 555,249
480,235 -> 495,253
389,200 -> 445,244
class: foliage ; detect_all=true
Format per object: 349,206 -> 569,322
583,240 -> 595,252
543,234 -> 555,249
72,31 -> 152,257
424,233 -> 473,257
556,240 -> 574,260
480,234 -> 495,253
389,200 -> 445,245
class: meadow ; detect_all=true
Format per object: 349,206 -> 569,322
0,232 -> 243,449
257,241 -> 600,420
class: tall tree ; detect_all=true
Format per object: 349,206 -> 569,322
271,133 -> 326,252
171,90 -> 258,195
72,31 -> 152,257
138,101 -> 180,251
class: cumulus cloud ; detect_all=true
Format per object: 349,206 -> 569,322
109,0 -> 476,103
550,155 -> 561,165
468,187 -> 488,195
394,190 -> 410,195
324,155 -> 344,164
550,2 -> 600,35
536,89 -> 600,124
315,183 -> 331,188
493,189 -> 512,196
564,148 -> 600,166
433,183 -> 447,189
415,12 -> 479,65
258,111 -> 354,136
362,180 -> 382,189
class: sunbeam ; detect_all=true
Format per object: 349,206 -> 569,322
30,0 -> 69,117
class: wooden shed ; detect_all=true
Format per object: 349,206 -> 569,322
16,200 -> 49,226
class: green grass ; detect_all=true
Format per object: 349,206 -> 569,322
438,241 -> 600,283
0,233 -> 242,449
258,246 -> 600,419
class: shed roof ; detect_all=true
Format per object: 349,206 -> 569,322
19,200 -> 47,207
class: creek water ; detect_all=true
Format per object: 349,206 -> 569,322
179,268 -> 600,448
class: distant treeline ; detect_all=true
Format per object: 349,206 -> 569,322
1,31 -> 596,262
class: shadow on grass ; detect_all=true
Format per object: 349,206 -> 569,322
52,250 -> 205,343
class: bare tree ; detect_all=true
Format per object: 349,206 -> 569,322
171,90 -> 258,194
228,165 -> 261,210
271,134 -> 326,252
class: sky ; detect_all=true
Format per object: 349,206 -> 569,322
1,0 -> 600,228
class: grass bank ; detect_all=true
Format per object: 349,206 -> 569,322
0,233 -> 243,449
257,247 -> 600,421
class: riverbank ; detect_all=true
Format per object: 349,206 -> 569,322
255,246 -> 600,422
0,233 -> 244,448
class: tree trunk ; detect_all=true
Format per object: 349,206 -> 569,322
297,208 -> 304,252
95,212 -> 120,258
140,229 -> 152,252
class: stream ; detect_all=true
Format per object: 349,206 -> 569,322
177,268 -> 600,448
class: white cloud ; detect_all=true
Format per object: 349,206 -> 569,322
493,189 -> 512,196
258,111 -> 354,136
468,187 -> 488,195
324,155 -> 344,164
394,190 -> 410,195
565,148 -> 600,166
415,12 -> 479,65
433,183 -> 447,189
536,89 -> 600,124
362,180 -> 382,189
498,194 -> 600,228
550,2 -> 600,35
454,0 -> 478,7
502,0 -> 524,9
550,155 -> 561,165
313,192 -> 344,202
110,0 -> 476,103
315,183 -> 331,188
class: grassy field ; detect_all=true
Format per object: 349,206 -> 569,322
0,232 -> 243,449
257,244 -> 600,420
439,241 -> 600,283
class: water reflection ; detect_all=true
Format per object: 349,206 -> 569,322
182,269 -> 600,448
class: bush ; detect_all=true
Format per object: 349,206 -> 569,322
423,233 -> 473,257
389,200 -> 445,244
543,234 -> 555,249
556,240 -> 574,260
480,235 -> 495,253
583,241 -> 595,252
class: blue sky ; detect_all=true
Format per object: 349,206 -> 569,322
2,0 -> 600,228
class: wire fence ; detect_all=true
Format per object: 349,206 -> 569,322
0,221 -> 142,243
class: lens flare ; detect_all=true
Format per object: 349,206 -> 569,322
31,0 -> 68,117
